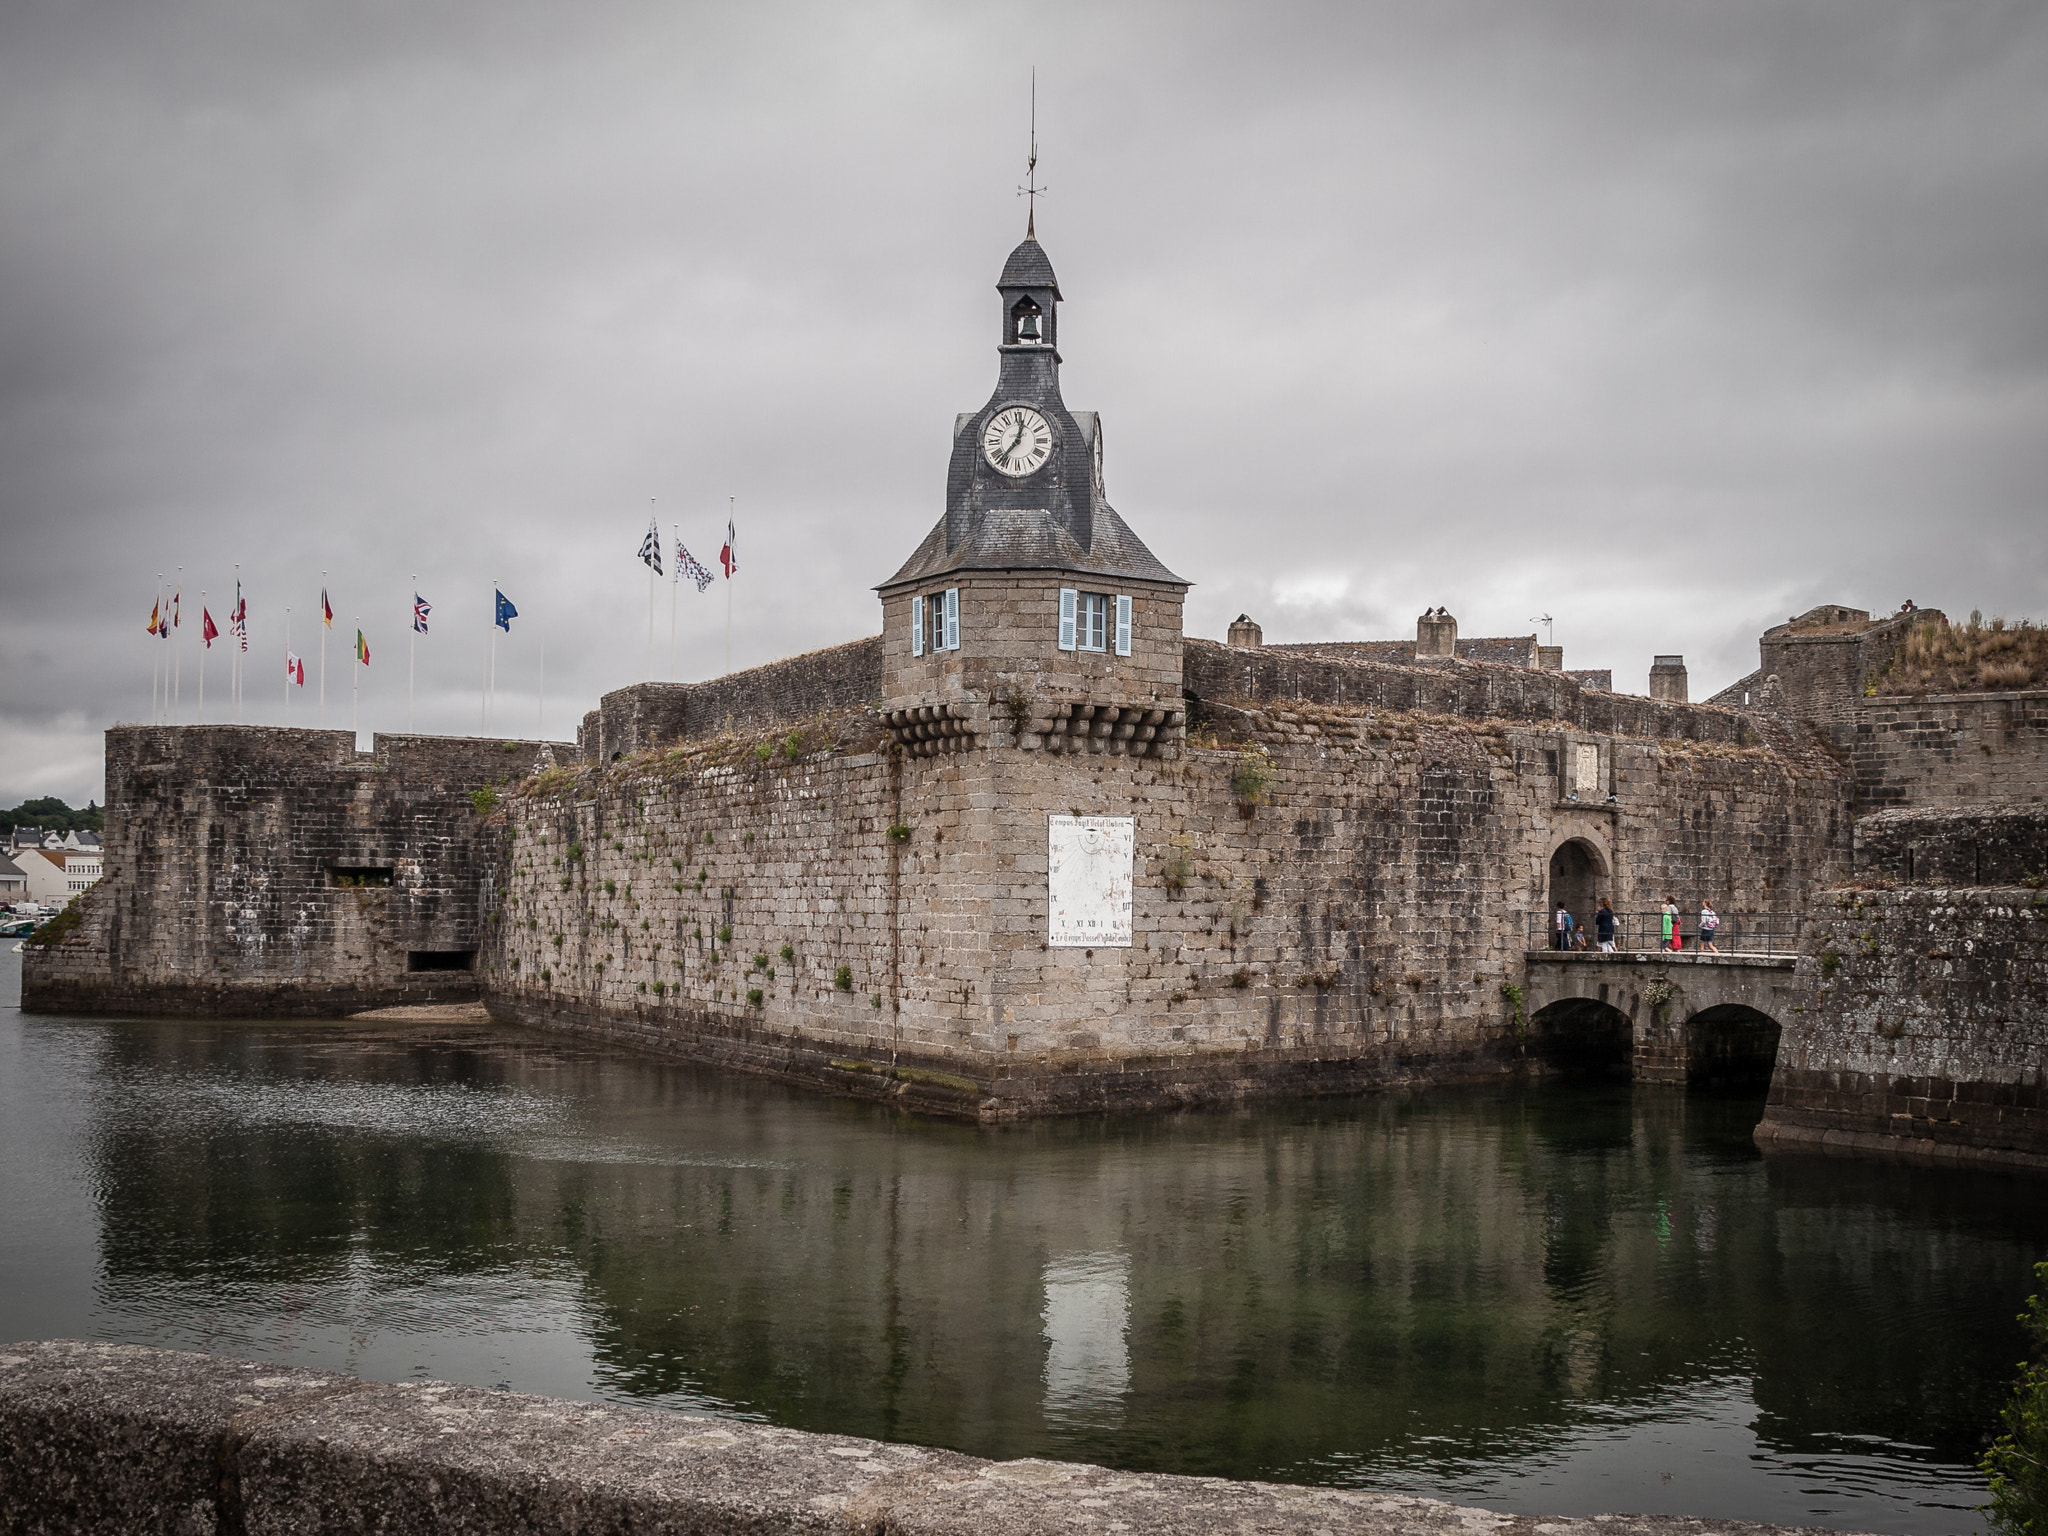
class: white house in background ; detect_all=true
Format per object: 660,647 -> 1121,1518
0,853 -> 26,897
19,847 -> 101,906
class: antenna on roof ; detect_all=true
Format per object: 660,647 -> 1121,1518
1531,614 -> 1554,647
1018,68 -> 1046,238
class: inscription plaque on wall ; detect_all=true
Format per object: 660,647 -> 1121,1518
1047,815 -> 1135,948
1574,744 -> 1600,796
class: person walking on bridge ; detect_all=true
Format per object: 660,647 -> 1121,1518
1553,903 -> 1574,950
1699,900 -> 1721,953
1595,898 -> 1616,953
1661,899 -> 1681,952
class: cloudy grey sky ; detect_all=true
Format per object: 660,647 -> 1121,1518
3,0 -> 2045,807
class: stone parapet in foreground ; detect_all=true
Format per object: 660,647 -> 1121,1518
0,1340 -> 1870,1536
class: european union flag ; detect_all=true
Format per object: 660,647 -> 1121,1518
495,590 -> 518,632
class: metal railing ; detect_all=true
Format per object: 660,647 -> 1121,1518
1526,909 -> 1805,956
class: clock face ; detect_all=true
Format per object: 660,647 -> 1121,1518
982,406 -> 1054,477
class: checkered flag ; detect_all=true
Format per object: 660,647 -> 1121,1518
676,541 -> 714,593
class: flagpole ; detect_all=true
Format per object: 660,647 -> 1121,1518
173,567 -> 182,724
647,499 -> 657,682
319,568 -> 328,729
408,573 -> 416,734
197,590 -> 207,724
488,578 -> 497,733
152,573 -> 162,724
668,522 -> 678,682
232,562 -> 241,725
538,635 -> 544,740
284,607 -> 291,724
352,616 -> 359,740
725,496 -> 734,675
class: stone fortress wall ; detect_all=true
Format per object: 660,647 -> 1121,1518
481,647 -> 1850,1119
21,726 -> 571,1016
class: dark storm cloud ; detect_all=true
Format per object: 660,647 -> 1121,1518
2,0 -> 2044,804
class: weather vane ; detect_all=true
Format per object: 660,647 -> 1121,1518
1018,67 -> 1046,237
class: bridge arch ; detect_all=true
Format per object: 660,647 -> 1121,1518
1530,996 -> 1633,1078
1683,1003 -> 1782,1088
1546,835 -> 1611,942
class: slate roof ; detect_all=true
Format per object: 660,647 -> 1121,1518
998,236 -> 1061,296
882,504 -> 1184,589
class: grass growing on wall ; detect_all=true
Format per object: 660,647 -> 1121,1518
1983,1258 -> 2048,1535
1880,615 -> 2045,694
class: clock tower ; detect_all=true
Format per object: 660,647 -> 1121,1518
877,232 -> 1189,760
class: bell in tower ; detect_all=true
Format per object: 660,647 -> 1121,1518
1012,297 -> 1043,344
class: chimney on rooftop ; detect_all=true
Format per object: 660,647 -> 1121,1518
1416,608 -> 1458,659
1649,655 -> 1689,703
1227,614 -> 1263,649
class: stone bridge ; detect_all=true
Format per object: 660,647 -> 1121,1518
1521,951 -> 1801,1085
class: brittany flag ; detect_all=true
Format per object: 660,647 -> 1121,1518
202,608 -> 218,648
355,629 -> 370,666
287,651 -> 305,686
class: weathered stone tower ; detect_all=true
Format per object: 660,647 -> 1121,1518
875,234 -> 1189,760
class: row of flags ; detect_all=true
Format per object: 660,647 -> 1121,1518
145,508 -> 736,720
639,512 -> 735,588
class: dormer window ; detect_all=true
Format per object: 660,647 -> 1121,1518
1011,297 -> 1044,345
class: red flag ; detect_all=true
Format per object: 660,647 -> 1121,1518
287,652 -> 305,685
719,513 -> 737,578
202,608 -> 218,647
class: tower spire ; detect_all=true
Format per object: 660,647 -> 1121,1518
1019,68 -> 1044,239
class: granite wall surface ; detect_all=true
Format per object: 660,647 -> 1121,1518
484,693 -> 1849,1119
21,726 -> 570,1016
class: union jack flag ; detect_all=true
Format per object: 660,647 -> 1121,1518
413,593 -> 431,634
676,541 -> 713,593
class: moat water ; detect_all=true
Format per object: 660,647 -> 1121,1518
1,947 -> 2037,1534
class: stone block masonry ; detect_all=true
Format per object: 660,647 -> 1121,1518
22,726 -> 575,1017
1755,884 -> 2048,1172
483,691 -> 1850,1120
584,635 -> 884,763
0,1340 -> 1875,1536
1755,806 -> 2048,1173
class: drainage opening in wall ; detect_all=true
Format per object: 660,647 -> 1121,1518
407,950 -> 476,972
331,866 -> 395,888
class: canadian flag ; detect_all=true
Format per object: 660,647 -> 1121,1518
287,652 -> 305,686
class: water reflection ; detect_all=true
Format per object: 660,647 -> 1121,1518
1043,1251 -> 1131,1426
0,990 -> 2041,1535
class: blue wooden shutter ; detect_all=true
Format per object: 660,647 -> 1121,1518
943,588 -> 959,650
1114,595 -> 1132,656
1058,588 -> 1077,651
910,595 -> 924,657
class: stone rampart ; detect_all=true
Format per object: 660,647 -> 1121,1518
21,726 -> 572,1017
1855,805 -> 2048,885
0,1340 -> 1861,1536
1755,879 -> 2048,1173
1840,689 -> 2048,811
483,695 -> 1849,1118
1183,638 -> 1774,747
584,636 -> 883,762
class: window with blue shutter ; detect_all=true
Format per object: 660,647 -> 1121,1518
1114,595 -> 1132,656
1076,592 -> 1108,652
943,588 -> 959,650
1058,588 -> 1077,651
911,595 -> 924,657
